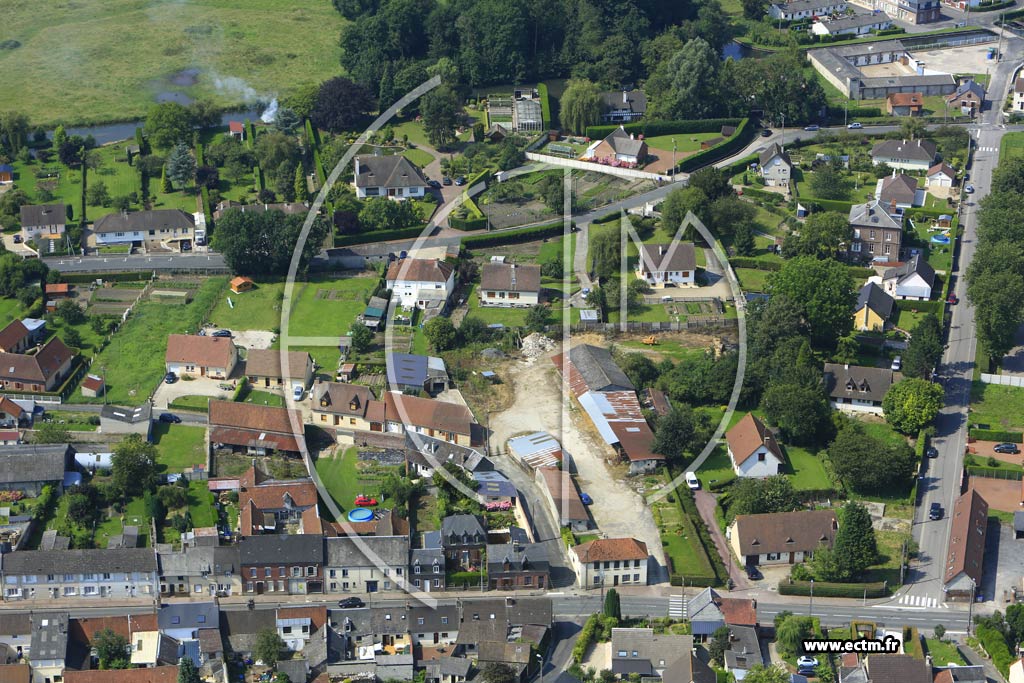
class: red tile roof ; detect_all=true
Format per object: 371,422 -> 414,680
277,606 -> 327,630
0,337 -> 74,383
64,667 -> 178,683
209,399 -> 302,434
165,334 -> 236,369
944,489 -> 988,586
0,320 -> 29,352
45,284 -> 70,295
0,396 -> 23,416
385,258 -> 454,284
718,597 -> 757,626
572,537 -> 648,563
209,426 -> 302,453
81,375 -> 105,392
229,122 -> 244,133
383,392 -> 473,437
726,413 -> 784,466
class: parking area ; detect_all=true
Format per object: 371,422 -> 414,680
968,440 -> 1022,463
912,45 -> 997,77
152,375 -> 237,409
201,326 -> 275,351
985,519 -> 1022,605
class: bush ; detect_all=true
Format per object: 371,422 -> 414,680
573,614 -> 601,663
969,428 -> 1023,443
825,106 -> 883,120
779,580 -> 889,598
730,257 -> 782,271
585,118 -> 743,140
976,623 -> 1013,676
462,221 -> 564,249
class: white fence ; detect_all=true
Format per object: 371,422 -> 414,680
979,373 -> 1024,387
524,152 -> 683,182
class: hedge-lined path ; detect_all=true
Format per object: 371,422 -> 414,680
694,489 -> 750,590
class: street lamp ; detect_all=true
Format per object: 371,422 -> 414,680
672,137 -> 677,175
780,113 -> 786,148
536,653 -> 544,683
968,576 -> 977,635
809,578 -> 814,616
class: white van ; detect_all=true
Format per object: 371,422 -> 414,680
685,472 -> 700,490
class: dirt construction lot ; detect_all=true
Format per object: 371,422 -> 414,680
487,340 -> 667,576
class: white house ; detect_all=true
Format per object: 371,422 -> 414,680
882,254 -> 935,301
385,258 -> 455,309
758,143 -> 792,188
479,263 -> 541,308
1014,78 -> 1024,113
324,536 -> 409,594
635,243 -> 697,288
729,510 -> 837,567
20,205 -> 66,242
353,155 -> 428,200
926,162 -> 956,189
769,0 -> 847,20
823,363 -> 901,414
2,548 -> 158,601
870,139 -> 937,172
92,209 -> 194,251
725,413 -> 784,478
812,12 -> 891,36
568,537 -> 649,589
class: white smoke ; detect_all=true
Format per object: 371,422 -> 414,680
261,98 -> 279,123
211,74 -> 261,103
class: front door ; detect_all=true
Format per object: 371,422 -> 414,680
367,581 -> 378,593
613,575 -> 619,586
433,632 -> 439,644
424,580 -> 430,593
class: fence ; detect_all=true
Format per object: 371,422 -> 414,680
979,373 -> 1024,387
523,152 -> 682,182
966,465 -> 1024,480
569,319 -> 736,333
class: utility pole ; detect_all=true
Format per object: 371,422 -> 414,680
968,577 -> 976,635
809,579 -> 814,616
780,113 -> 786,148
844,100 -> 849,128
997,13 -> 1005,62
672,138 -> 677,175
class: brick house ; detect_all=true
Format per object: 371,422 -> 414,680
0,337 -> 75,393
239,535 -> 324,595
486,543 -> 550,591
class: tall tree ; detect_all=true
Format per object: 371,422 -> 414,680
651,405 -> 712,463
744,666 -> 792,683
726,475 -> 801,519
767,257 -> 855,348
254,629 -> 285,667
902,314 -> 943,378
832,501 -> 879,580
827,419 -> 916,494
782,212 -> 852,260
560,79 -> 603,135
967,267 -> 1024,362
603,588 -> 622,620
882,378 -> 945,434
421,85 -> 461,148
0,111 -> 31,156
94,628 -> 130,669
708,626 -> 731,665
761,382 -> 832,446
111,435 -> 158,498
646,39 -> 721,120
294,164 -> 309,202
659,186 -> 708,237
311,77 -> 372,133
144,102 -> 194,149
213,210 -> 330,276
177,657 -> 201,683
165,143 -> 196,188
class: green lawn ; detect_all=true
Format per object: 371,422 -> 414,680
924,638 -> 965,666
70,277 -> 227,405
969,382 -> 1024,430
784,445 -> 833,490
169,395 -> 214,412
152,422 -> 207,472
390,120 -> 432,148
209,280 -> 286,331
240,389 -> 284,407
618,339 -> 709,363
608,299 -> 682,324
999,132 -> 1024,162
859,419 -> 907,447
653,493 -> 717,578
288,275 -> 378,337
402,148 -> 434,168
187,480 -> 217,528
279,344 -> 341,379
0,298 -> 24,326
734,267 -> 772,292
315,446 -> 396,513
464,284 -> 529,327
1,0 -> 347,126
644,132 -> 724,153
695,445 -> 737,488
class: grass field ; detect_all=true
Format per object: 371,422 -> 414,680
695,445 -> 737,488
152,423 -> 207,472
1,0 -> 347,126
970,382 -> 1024,430
402,148 -> 435,168
188,480 -> 218,528
644,132 -> 724,153
999,132 -> 1024,162
784,445 -> 833,490
70,277 -> 227,405
925,638 -> 966,666
240,389 -> 284,407
315,446 -> 400,513
209,280 -> 285,331
288,275 -> 378,337
169,395 -> 213,412
734,267 -> 772,292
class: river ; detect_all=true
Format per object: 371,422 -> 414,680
52,108 -> 264,147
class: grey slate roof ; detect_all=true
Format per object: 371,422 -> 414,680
238,534 -> 324,564
218,609 -> 276,654
949,79 -> 985,101
354,155 -> 428,189
20,204 -> 66,227
870,139 -> 937,164
568,344 -> 635,393
485,543 -> 550,574
883,254 -> 935,288
1015,510 -> 1024,532
638,243 -> 697,274
325,536 -> 410,567
158,546 -> 240,577
0,614 -> 31,637
823,363 -> 901,404
848,200 -> 902,231
723,625 -> 762,671
276,658 -> 308,683
157,601 -> 218,632
878,174 -> 918,205
866,654 -> 932,683
758,143 -> 791,168
410,603 -> 458,633
611,628 -> 693,677
411,547 -> 444,568
603,128 -> 646,157
406,433 -> 491,473
480,263 -> 542,294
93,209 -> 194,234
441,514 -> 486,543
0,444 -> 71,485
429,657 -> 473,678
600,90 -> 647,115
856,282 -> 894,320
456,597 -> 552,645
30,614 -> 68,662
688,587 -> 724,633
2,547 -> 156,574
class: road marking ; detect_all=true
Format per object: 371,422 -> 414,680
668,595 -> 685,619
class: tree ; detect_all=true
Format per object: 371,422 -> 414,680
358,198 -> 419,232
166,143 -> 196,188
744,665 -> 791,683
31,421 -> 71,444
481,663 -> 518,683
350,323 -> 374,354
213,210 -> 329,276
967,267 -> 1024,363
827,419 -> 916,494
619,353 -> 659,390
111,435 -> 158,498
421,85 -> 461,148
254,132 -> 300,179
767,257 -> 855,347
94,628 -> 130,669
56,298 -> 86,324
689,168 -> 733,202
651,406 -> 712,463
52,124 -> 68,151
726,475 -> 801,519
294,164 -> 309,202
86,180 -> 111,207
66,493 -> 96,526
560,79 -> 603,134
254,628 -> 285,667
525,304 -> 550,333
709,626 -> 731,665
195,165 -> 219,190
161,165 -> 172,193
761,383 -> 832,446
808,162 -> 853,201
424,316 -> 458,351
283,83 -> 320,118
742,0 -> 767,18
646,39 -> 722,120
273,107 -> 302,135
145,102 -> 194,149
882,378 -> 945,434
659,186 -> 708,237
831,500 -> 879,580
603,588 -> 621,620
782,212 -> 852,260
775,615 -> 815,658
0,111 -> 31,156
312,77 -> 372,133
177,657 -> 201,683
903,314 -> 943,378
63,328 -> 83,349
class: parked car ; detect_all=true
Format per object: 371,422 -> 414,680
211,329 -> 232,338
760,129 -> 773,137
164,372 -> 178,384
159,413 -> 181,424
442,176 -> 453,186
929,502 -> 943,520
454,176 -> 467,186
12,235 -> 22,244
685,471 -> 700,489
994,443 -> 1020,454
926,446 -> 939,459
947,294 -> 959,305
797,657 -> 820,669
891,356 -> 902,371
803,125 -> 820,131
338,597 -> 365,609
354,494 -> 378,507
847,122 -> 863,129
965,184 -> 975,194
293,384 -> 304,401
428,179 -> 441,189
181,241 -> 192,251
580,492 -> 593,505
745,565 -> 763,580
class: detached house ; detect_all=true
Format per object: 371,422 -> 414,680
353,155 -> 428,200
599,90 -> 647,123
165,334 -> 238,379
848,200 -> 903,261
758,143 -> 792,188
568,537 -> 649,588
635,243 -> 697,288
725,413 -> 784,478
1014,78 -> 1024,113
728,509 -> 838,567
875,173 -> 920,209
385,258 -> 455,310
20,205 -> 66,242
882,254 -> 935,301
244,349 -> 314,389
926,162 -> 957,189
870,139 -> 937,172
311,382 -> 385,438
583,127 -> 648,166
885,92 -> 924,117
93,209 -> 194,251
946,80 -> 984,116
854,282 -> 895,331
0,320 -> 32,354
823,363 -> 901,413
479,263 -> 541,308
0,337 -> 75,393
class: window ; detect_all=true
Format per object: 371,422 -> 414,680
282,626 -> 292,634
413,580 -> 421,588
250,569 -> 258,578
306,567 -> 316,577
767,553 -> 781,561
277,580 -> 284,592
618,651 -> 628,658
417,618 -> 425,625
594,576 -> 601,585
441,617 -> 448,625
246,582 -> 254,592
634,573 -> 641,582
384,581 -> 391,590
342,569 -> 349,578
433,579 -> 440,587
396,568 -> 403,576
329,570 -> 336,579
264,568 -> 272,578
758,453 -> 765,461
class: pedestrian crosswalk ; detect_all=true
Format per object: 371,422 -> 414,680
977,146 -> 998,153
669,595 -> 686,619
897,594 -> 947,609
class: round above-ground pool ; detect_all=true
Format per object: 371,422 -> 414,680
347,508 -> 373,522
931,234 -> 951,244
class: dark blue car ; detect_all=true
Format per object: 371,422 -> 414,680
580,493 -> 593,505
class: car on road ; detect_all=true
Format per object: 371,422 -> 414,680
745,565 -> 763,580
847,122 -> 863,129
891,356 -> 902,371
929,502 -> 943,520
580,492 -> 593,505
797,657 -> 819,669
760,129 -> 773,137
427,179 -> 441,189
965,184 -> 975,194
164,372 -> 178,384
442,176 -> 452,186
685,472 -> 700,490
994,443 -> 1021,454
338,597 -> 365,609
354,494 -> 378,507
804,125 -> 820,131
926,446 -> 939,459
158,413 -> 181,424
947,294 -> 959,305
211,329 -> 232,338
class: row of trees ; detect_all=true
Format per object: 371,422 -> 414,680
212,209 -> 330,276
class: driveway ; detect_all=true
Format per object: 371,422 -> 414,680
694,489 -> 749,590
199,326 -> 275,351
3,232 -> 37,257
152,375 -> 237,409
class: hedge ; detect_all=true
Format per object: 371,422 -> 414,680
462,221 -> 565,248
245,121 -> 257,149
572,615 -> 601,664
134,127 -> 149,156
537,83 -> 551,129
779,580 -> 889,598
678,118 -> 755,173
895,299 -> 942,315
976,623 -> 1013,677
673,472 -> 727,586
847,266 -> 875,279
306,119 -> 327,185
729,257 -> 782,271
909,429 -> 928,503
449,215 -> 488,231
585,117 -> 743,140
970,428 -> 1023,443
974,0 -> 1015,10
334,225 -> 428,246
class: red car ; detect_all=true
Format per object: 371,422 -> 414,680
354,495 -> 378,507
947,294 -> 959,305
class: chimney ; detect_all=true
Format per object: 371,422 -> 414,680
659,245 -> 666,256
844,363 -> 850,370
354,157 -> 360,176
623,90 -> 629,104
917,139 -> 922,147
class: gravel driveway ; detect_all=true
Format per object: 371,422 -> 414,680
487,347 -> 667,576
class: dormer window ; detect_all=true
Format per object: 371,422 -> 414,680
349,396 -> 360,411
320,396 -> 329,407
